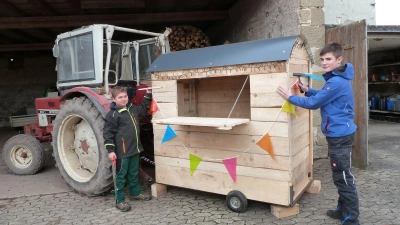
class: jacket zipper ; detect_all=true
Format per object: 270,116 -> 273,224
122,138 -> 126,154
128,112 -> 140,153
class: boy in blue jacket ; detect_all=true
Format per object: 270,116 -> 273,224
277,42 -> 359,225
104,86 -> 152,212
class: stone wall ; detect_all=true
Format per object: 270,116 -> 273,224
300,0 -> 327,158
207,0 -> 301,44
0,55 -> 57,127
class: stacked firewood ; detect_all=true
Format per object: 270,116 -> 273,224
167,25 -> 211,52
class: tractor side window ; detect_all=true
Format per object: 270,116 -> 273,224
58,33 -> 95,82
131,44 -> 161,81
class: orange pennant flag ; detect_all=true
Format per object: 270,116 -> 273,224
256,133 -> 275,159
149,99 -> 159,115
292,80 -> 299,89
282,100 -> 297,119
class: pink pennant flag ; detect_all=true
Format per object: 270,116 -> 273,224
222,157 -> 237,182
292,79 -> 299,89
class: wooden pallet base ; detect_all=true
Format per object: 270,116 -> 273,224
305,179 -> 321,194
270,204 -> 300,218
151,183 -> 167,198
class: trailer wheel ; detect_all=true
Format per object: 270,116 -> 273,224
52,97 -> 112,196
226,190 -> 248,213
2,134 -> 45,175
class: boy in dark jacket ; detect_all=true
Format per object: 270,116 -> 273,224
277,42 -> 359,225
104,86 -> 152,212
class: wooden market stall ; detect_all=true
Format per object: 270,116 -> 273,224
147,35 -> 320,217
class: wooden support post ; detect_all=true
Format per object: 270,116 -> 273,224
305,180 -> 321,194
270,204 -> 300,218
151,183 -> 167,198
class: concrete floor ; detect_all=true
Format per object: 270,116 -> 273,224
0,120 -> 399,224
0,120 -> 397,199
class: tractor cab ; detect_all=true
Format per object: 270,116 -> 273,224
52,24 -> 171,97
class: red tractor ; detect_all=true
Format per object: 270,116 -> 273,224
2,25 -> 171,196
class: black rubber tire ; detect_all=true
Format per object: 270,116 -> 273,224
226,190 -> 248,213
52,97 -> 112,196
2,134 -> 45,175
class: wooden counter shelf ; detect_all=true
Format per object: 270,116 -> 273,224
152,117 -> 250,130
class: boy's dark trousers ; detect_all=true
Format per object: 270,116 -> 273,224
115,153 -> 141,204
326,133 -> 360,225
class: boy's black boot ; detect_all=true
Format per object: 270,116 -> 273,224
326,209 -> 343,221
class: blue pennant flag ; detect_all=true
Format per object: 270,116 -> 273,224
161,125 -> 177,144
305,73 -> 325,81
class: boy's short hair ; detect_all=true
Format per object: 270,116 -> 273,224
320,42 -> 343,58
111,86 -> 127,98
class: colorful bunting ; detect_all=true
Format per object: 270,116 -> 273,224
190,154 -> 202,175
149,99 -> 159,115
222,157 -> 237,182
282,100 -> 297,118
256,133 -> 275,159
161,125 -> 177,144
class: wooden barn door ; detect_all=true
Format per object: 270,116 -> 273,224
326,20 -> 368,168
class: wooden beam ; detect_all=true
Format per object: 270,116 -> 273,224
0,0 -> 24,16
81,0 -> 145,9
0,43 -> 54,52
0,11 -> 229,29
206,0 -> 225,10
68,0 -> 86,15
27,0 -> 57,16
175,0 -> 187,12
145,0 -> 153,13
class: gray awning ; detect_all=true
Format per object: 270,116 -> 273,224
147,35 -> 308,72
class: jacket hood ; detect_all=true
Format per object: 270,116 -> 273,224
110,102 -> 132,111
323,63 -> 354,81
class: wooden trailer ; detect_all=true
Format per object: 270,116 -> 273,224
147,35 -> 321,217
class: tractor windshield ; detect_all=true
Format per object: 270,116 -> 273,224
57,33 -> 95,83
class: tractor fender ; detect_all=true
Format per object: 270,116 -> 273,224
60,88 -> 112,119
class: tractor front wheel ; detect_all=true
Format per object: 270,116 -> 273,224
52,97 -> 112,196
2,134 -> 46,175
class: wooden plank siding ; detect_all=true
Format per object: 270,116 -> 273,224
326,20 -> 368,168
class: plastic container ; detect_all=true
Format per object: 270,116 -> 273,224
387,100 -> 396,111
370,97 -> 379,109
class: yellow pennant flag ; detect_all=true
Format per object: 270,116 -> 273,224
190,154 -> 202,175
282,100 -> 297,118
256,133 -> 275,159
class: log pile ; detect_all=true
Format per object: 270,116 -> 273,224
167,25 -> 211,52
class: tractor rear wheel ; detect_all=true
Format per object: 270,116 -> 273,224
2,134 -> 45,175
52,97 -> 112,196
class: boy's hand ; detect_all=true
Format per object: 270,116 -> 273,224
108,152 -> 117,161
146,87 -> 152,94
276,86 -> 292,100
298,83 -> 308,93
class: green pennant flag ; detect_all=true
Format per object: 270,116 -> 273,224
190,153 -> 202,175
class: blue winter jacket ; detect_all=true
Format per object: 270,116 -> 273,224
288,63 -> 357,137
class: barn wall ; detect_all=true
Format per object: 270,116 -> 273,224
207,0 -> 301,44
0,55 -> 57,127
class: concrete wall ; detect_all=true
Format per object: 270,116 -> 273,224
207,0 -> 301,44
0,55 -> 57,127
324,0 -> 376,25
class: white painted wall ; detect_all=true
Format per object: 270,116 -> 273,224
324,0 -> 376,25
375,0 -> 400,25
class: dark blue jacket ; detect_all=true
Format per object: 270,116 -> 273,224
288,63 -> 357,137
103,94 -> 152,158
